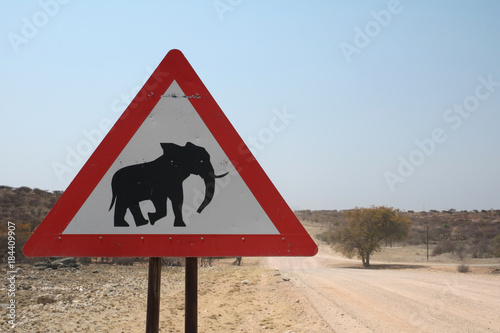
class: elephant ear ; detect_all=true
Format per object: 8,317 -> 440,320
160,143 -> 181,168
160,143 -> 179,155
184,142 -> 208,159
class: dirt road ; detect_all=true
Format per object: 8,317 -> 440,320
265,247 -> 500,332
3,243 -> 499,332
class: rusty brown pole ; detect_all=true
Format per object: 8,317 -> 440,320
185,257 -> 198,333
146,257 -> 162,333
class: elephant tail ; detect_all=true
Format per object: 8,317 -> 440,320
109,190 -> 116,211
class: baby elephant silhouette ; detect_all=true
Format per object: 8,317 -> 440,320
109,142 -> 228,227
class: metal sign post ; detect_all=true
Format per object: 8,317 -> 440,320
146,257 -> 162,333
185,257 -> 198,333
145,257 -> 198,333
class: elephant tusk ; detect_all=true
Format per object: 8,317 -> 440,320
213,172 -> 229,179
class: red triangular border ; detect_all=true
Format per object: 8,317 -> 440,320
23,50 -> 318,257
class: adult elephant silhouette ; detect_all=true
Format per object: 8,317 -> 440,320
109,142 -> 228,227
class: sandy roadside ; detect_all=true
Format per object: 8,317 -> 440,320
2,221 -> 499,332
0,258 -> 329,333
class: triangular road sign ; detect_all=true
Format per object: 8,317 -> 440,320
23,49 -> 318,257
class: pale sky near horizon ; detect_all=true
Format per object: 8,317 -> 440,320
1,1 -> 499,212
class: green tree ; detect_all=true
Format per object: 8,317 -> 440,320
334,206 -> 411,267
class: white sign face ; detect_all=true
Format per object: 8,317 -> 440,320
63,81 -> 279,235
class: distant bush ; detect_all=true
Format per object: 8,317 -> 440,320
455,242 -> 467,261
76,257 -> 92,264
457,264 -> 469,273
294,210 -> 344,224
471,239 -> 492,258
16,186 -> 32,193
111,257 -> 137,265
493,234 -> 500,257
406,227 -> 427,245
0,186 -> 62,232
316,231 -> 335,244
432,240 -> 456,256
162,257 -> 183,266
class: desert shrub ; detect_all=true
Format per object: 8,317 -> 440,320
0,235 -> 8,263
457,264 -> 469,273
0,233 -> 34,263
78,257 -> 93,264
435,226 -> 452,240
493,234 -> 500,257
405,236 -> 423,245
405,227 -> 427,245
455,242 -> 468,261
482,224 -> 500,239
471,239 -> 491,258
16,186 -> 32,193
465,222 -> 484,239
316,231 -> 335,244
111,257 -> 138,265
33,188 -> 47,196
432,239 -> 456,256
45,197 -> 58,209
162,257 -> 183,266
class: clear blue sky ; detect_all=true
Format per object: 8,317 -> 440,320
1,1 -> 499,211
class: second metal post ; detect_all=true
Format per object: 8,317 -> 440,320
185,257 -> 198,333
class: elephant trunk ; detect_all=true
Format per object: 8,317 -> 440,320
196,171 -> 229,213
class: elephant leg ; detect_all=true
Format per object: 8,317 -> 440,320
113,197 -> 129,227
170,187 -> 186,227
129,201 -> 149,227
148,196 -> 167,225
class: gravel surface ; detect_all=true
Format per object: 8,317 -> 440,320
265,244 -> 500,333
1,258 -> 327,332
2,222 -> 499,332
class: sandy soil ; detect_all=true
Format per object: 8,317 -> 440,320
1,258 -> 328,333
2,222 -> 499,332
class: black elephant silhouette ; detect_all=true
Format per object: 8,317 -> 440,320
109,142 -> 228,227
